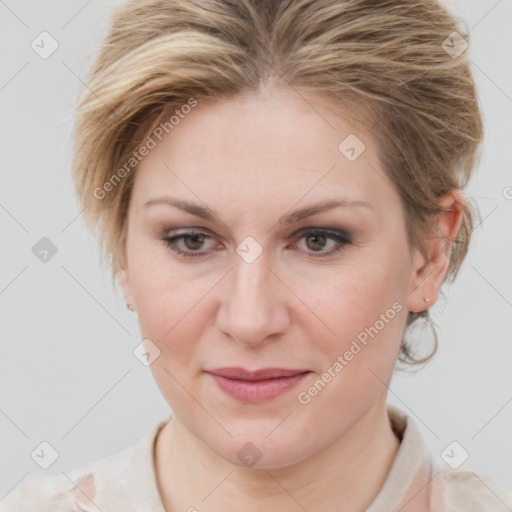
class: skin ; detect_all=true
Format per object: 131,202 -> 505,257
120,86 -> 463,511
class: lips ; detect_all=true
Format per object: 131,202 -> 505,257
205,367 -> 311,402
206,367 -> 308,381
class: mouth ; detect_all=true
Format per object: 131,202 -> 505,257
205,367 -> 311,403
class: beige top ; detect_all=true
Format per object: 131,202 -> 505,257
2,404 -> 511,511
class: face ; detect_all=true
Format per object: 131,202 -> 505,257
121,86 -> 425,468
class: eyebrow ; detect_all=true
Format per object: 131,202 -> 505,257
143,196 -> 374,224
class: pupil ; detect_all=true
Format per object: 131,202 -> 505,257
307,234 -> 326,251
185,234 -> 204,250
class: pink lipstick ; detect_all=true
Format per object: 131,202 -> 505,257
205,367 -> 310,403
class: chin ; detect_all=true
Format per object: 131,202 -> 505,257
206,426 -> 315,470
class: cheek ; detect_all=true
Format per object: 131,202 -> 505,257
128,238 -> 190,335
136,281 -> 205,353
130,255 -> 215,374
299,251 -> 408,369
132,273 -> 210,410
291,259 -> 407,424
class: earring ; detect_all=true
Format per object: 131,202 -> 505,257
423,297 -> 430,303
126,303 -> 135,311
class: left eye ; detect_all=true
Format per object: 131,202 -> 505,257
290,228 -> 351,258
161,228 -> 351,259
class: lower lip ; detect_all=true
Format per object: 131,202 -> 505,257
207,372 -> 310,403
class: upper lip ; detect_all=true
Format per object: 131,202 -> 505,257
206,367 -> 309,381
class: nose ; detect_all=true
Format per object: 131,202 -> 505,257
215,251 -> 290,347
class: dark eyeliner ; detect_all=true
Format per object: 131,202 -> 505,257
290,228 -> 351,259
160,227 -> 351,259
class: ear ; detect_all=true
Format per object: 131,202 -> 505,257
406,189 -> 464,313
120,269 -> 135,308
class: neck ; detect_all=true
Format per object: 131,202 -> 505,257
155,398 -> 400,512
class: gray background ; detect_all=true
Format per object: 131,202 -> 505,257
1,0 -> 511,501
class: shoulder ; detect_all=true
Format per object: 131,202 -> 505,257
385,404 -> 512,512
0,465 -> 101,512
0,417 -> 169,512
437,465 -> 512,512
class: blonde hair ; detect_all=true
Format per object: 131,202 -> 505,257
72,0 -> 484,367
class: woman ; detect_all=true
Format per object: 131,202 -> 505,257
2,0 -> 511,510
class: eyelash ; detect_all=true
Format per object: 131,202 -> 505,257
160,228 -> 351,259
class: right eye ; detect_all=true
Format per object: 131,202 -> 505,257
161,231 -> 215,258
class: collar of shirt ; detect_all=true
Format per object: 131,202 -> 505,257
72,404 -> 443,512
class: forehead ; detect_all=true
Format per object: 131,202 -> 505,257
131,87 -> 394,212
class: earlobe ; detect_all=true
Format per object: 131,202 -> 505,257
406,190 -> 464,313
